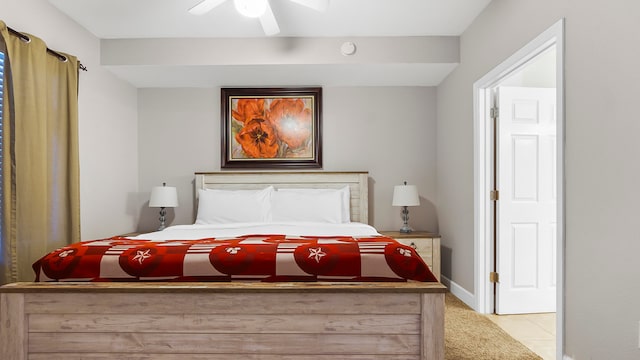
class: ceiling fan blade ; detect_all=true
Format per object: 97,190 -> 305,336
188,0 -> 228,15
288,0 -> 329,12
259,2 -> 280,36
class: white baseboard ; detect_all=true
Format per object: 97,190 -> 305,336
440,275 -> 477,311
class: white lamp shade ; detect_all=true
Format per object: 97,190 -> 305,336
392,184 -> 420,207
149,186 -> 179,208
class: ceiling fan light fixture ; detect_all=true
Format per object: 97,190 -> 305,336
234,0 -> 268,18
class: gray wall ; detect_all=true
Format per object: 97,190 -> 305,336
137,86 -> 438,234
437,0 -> 640,358
1,0 -> 140,240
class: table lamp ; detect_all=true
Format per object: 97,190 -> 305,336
392,181 -> 420,233
149,183 -> 178,231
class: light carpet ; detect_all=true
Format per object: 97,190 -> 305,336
445,293 -> 543,360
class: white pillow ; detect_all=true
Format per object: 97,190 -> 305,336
275,186 -> 351,223
271,188 -> 346,223
195,187 -> 273,224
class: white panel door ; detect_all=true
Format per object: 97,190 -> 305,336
496,86 -> 556,315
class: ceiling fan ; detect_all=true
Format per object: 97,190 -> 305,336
189,0 -> 330,36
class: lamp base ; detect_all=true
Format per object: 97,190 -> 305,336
399,205 -> 413,233
157,207 -> 167,231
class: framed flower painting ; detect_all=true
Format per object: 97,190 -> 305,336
221,87 -> 322,169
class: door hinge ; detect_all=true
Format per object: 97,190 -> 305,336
490,190 -> 499,201
490,272 -> 499,283
490,106 -> 498,119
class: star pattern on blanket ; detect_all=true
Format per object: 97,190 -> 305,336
58,250 -> 74,258
308,247 -> 326,263
397,248 -> 413,257
132,249 -> 152,264
226,247 -> 241,255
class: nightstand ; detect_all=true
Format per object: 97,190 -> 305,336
379,231 -> 441,281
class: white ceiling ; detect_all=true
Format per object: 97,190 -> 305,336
49,0 -> 491,39
49,0 -> 492,87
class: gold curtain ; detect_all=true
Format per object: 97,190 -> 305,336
0,21 -> 80,284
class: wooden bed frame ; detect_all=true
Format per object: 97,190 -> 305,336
0,171 -> 446,360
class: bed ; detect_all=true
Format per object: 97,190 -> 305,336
0,171 -> 446,360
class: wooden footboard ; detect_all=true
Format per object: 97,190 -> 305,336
1,282 -> 446,360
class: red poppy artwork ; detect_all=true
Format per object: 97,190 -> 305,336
221,87 -> 322,169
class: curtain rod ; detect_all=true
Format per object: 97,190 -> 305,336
7,27 -> 87,72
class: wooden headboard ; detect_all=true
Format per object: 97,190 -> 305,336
194,171 -> 369,224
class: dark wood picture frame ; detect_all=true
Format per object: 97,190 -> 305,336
221,87 -> 322,169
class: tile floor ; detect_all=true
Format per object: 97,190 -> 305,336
486,312 -> 556,360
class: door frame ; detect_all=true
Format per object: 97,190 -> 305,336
472,18 -> 565,357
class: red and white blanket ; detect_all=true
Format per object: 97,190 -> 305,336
33,234 -> 437,282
